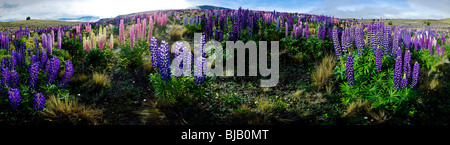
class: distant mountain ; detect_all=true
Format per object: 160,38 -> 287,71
188,5 -> 230,10
58,16 -> 101,22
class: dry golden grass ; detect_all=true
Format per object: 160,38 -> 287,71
92,72 -> 109,88
343,100 -> 370,117
312,55 -> 336,91
343,100 -> 388,123
42,95 -> 103,125
70,74 -> 88,86
255,97 -> 275,114
169,25 -> 186,42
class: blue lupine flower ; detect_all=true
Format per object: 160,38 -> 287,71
8,88 -> 21,110
346,54 -> 355,86
33,92 -> 45,111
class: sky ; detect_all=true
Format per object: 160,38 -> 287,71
0,0 -> 449,22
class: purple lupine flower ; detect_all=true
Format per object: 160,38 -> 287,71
158,41 -> 171,83
10,69 -> 19,88
341,29 -> 348,53
332,28 -> 342,60
59,60 -> 73,87
2,67 -> 10,88
276,17 -> 280,31
8,88 -> 21,110
346,54 -> 355,86
383,27 -> 390,55
57,34 -> 61,49
435,44 -> 440,57
10,51 -> 17,70
285,22 -> 289,38
46,56 -> 60,84
356,27 -> 364,55
403,50 -> 411,78
393,48 -> 403,89
29,63 -> 39,90
441,45 -> 445,57
375,47 -> 382,73
428,38 -> 433,56
34,37 -> 39,49
33,92 -> 45,111
48,33 -> 53,55
42,34 -> 47,50
79,34 -> 83,44
411,62 -> 419,88
150,37 -> 159,68
30,55 -> 38,66
400,74 -> 408,89
40,49 -> 47,71
195,35 -> 206,84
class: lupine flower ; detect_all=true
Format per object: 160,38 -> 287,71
29,63 -> 39,90
33,92 -> 45,111
10,51 -> 17,70
42,34 -> 47,50
59,60 -> 73,87
411,62 -> 419,88
403,50 -> 411,78
119,19 -> 125,45
57,34 -> 61,49
393,48 -> 403,89
332,28 -> 342,60
46,56 -> 60,84
441,45 -> 445,57
356,27 -> 364,55
375,47 -> 382,73
428,38 -> 433,56
2,67 -> 10,88
40,49 -> 47,71
148,17 -> 153,43
150,37 -> 159,68
110,33 -> 114,49
285,22 -> 289,38
195,35 -> 206,84
10,69 -> 19,88
400,74 -> 408,89
8,88 -> 21,110
34,37 -> 39,49
158,41 -> 171,84
346,54 -> 355,86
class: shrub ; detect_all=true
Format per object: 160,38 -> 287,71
84,49 -> 113,72
118,39 -> 148,70
149,73 -> 212,105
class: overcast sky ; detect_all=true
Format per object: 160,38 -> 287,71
0,0 -> 449,22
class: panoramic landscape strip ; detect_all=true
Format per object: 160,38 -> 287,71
0,3 -> 448,126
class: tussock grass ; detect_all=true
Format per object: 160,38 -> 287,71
169,25 -> 186,42
92,72 -> 109,88
312,55 -> 336,91
42,95 -> 103,125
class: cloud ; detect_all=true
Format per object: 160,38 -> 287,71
0,0 -> 448,22
0,0 -> 193,22
305,0 -> 448,19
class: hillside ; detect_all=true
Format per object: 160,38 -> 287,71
350,18 -> 450,28
0,19 -> 81,30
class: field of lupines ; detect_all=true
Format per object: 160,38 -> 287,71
0,8 -> 448,125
